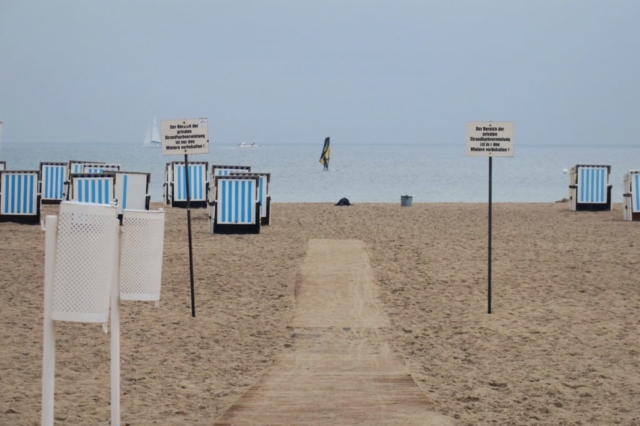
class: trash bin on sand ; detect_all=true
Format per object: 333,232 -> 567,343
401,195 -> 412,207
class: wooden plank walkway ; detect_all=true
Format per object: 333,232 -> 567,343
215,240 -> 454,426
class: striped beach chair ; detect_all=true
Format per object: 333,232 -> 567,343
230,172 -> 271,225
623,171 -> 640,221
210,175 -> 260,234
163,163 -> 172,206
65,161 -> 103,199
0,161 -> 5,171
113,171 -> 151,216
569,165 -> 612,211
211,164 -> 251,177
67,160 -> 103,176
206,175 -> 217,226
0,170 -> 41,224
83,163 -> 121,174
166,161 -> 209,208
39,162 -> 67,204
67,173 -> 115,205
207,165 -> 252,216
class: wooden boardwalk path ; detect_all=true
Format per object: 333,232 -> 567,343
215,240 -> 454,425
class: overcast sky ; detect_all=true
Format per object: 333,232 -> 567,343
0,0 -> 638,145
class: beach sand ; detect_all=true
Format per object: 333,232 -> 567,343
1,202 -> 639,425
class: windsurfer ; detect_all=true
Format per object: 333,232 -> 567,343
319,136 -> 331,171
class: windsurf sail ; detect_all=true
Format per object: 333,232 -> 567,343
319,137 -> 330,170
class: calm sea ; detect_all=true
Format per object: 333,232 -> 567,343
1,143 -> 638,203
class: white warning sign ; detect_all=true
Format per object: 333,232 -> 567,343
467,122 -> 514,157
161,118 -> 210,156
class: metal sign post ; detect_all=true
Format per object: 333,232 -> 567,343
467,121 -> 514,314
184,153 -> 196,317
161,118 -> 209,317
488,156 -> 492,314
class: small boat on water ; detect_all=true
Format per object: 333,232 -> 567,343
238,142 -> 259,148
143,116 -> 162,148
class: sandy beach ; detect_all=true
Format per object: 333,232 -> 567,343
1,202 -> 639,425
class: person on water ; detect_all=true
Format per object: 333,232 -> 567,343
323,158 -> 329,171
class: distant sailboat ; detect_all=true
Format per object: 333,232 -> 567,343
143,116 -> 162,148
319,136 -> 330,170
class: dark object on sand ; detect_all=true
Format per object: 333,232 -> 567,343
335,198 -> 352,206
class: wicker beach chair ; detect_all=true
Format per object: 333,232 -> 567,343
208,165 -> 253,222
65,161 -> 104,199
0,161 -> 5,171
0,170 -> 41,224
113,171 -> 151,216
67,173 -> 116,205
165,161 -> 209,208
162,163 -> 171,206
68,160 -> 103,176
209,175 -> 261,234
211,164 -> 251,177
39,162 -> 67,204
82,163 -> 121,174
623,171 -> 640,221
569,165 -> 612,211
230,172 -> 271,225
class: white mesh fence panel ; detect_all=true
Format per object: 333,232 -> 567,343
52,202 -> 118,323
119,209 -> 165,301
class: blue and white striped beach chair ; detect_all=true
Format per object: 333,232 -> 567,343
0,170 -> 41,224
230,172 -> 271,225
113,171 -> 150,216
65,161 -> 103,199
211,164 -> 251,177
67,173 -> 115,205
210,175 -> 260,234
207,165 -> 252,217
83,163 -> 121,174
623,171 -> 640,221
39,162 -> 67,204
167,161 -> 209,208
67,160 -> 102,176
569,165 -> 612,211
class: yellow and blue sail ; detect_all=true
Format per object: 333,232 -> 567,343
319,137 -> 330,169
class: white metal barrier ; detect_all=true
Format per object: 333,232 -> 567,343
51,202 -> 119,322
42,202 -> 165,426
120,209 -> 165,301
